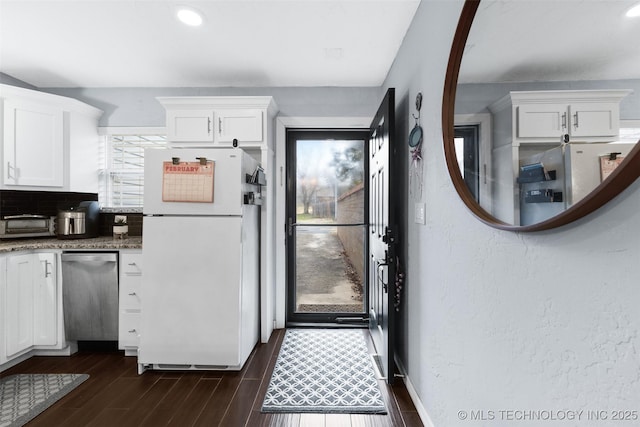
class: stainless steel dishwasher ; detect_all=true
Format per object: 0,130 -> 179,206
62,252 -> 119,341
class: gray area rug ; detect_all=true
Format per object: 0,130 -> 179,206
0,373 -> 89,427
262,329 -> 387,414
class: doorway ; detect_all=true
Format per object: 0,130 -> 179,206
454,124 -> 480,202
286,129 -> 369,324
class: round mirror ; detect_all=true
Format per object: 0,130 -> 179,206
443,0 -> 640,231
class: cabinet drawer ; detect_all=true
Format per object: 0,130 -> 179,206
121,254 -> 143,276
119,311 -> 140,348
120,281 -> 141,310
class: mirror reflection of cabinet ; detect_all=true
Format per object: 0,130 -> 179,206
488,90 -> 631,226
499,90 -> 631,143
443,0 -> 640,231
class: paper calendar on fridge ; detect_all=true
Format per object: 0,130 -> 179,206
162,160 -> 215,203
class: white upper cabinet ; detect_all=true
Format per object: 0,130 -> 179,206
568,102 -> 619,138
3,99 -> 64,187
216,109 -> 263,144
517,101 -> 621,140
159,96 -> 276,148
166,109 -> 214,142
0,84 -> 103,192
491,89 -> 632,145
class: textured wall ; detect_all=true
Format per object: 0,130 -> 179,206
383,1 -> 640,426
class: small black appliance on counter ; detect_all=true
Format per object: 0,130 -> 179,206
56,201 -> 100,239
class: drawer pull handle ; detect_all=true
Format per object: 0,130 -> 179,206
128,292 -> 137,296
128,263 -> 137,266
128,329 -> 137,333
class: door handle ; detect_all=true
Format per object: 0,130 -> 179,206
287,217 -> 295,237
42,260 -> 52,278
6,162 -> 18,180
377,260 -> 389,293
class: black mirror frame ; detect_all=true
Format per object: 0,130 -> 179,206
442,0 -> 640,232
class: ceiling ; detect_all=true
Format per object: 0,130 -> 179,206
2,1 -> 638,90
0,0 -> 421,88
459,0 -> 640,84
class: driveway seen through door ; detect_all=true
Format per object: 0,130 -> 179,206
296,222 -> 363,313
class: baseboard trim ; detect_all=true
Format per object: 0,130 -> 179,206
395,357 -> 435,427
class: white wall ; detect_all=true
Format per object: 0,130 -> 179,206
384,1 -> 640,426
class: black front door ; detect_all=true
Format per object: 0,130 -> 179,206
368,88 -> 397,384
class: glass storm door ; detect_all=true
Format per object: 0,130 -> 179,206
286,129 -> 369,324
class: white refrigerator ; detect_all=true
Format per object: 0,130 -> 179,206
519,142 -> 635,225
139,147 -> 260,371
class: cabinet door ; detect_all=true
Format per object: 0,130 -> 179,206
166,109 -> 214,142
215,109 -> 263,145
517,104 -> 569,139
33,253 -> 57,346
3,100 -> 64,187
5,254 -> 34,357
569,102 -> 619,138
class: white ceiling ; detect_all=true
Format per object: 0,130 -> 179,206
3,1 -> 638,90
459,0 -> 640,84
0,0 -> 421,88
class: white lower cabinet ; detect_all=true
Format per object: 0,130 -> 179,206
33,253 -> 57,346
5,254 -> 34,358
2,252 -> 58,362
118,250 -> 142,355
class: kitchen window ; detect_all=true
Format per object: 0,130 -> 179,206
617,120 -> 640,144
99,128 -> 167,208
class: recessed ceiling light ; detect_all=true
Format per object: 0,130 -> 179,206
177,8 -> 203,26
626,3 -> 640,17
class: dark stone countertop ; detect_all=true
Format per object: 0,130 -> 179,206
0,236 -> 142,253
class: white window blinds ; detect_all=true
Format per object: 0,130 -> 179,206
101,132 -> 167,208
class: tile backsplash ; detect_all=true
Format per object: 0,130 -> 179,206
99,212 -> 143,237
0,190 -> 142,237
0,190 -> 98,217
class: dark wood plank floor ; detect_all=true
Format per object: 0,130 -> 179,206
0,329 -> 423,427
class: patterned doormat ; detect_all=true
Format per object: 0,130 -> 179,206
261,329 -> 387,414
0,373 -> 89,427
